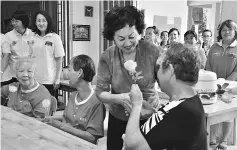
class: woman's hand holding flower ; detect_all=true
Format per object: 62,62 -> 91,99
121,93 -> 132,116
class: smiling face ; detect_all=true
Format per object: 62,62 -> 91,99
145,28 -> 156,43
16,62 -> 35,88
184,34 -> 197,45
202,31 -> 212,44
161,32 -> 168,42
11,18 -> 25,32
114,24 -> 140,54
36,13 -> 48,33
169,30 -> 179,43
221,25 -> 235,41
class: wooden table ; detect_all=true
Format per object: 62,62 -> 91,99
1,106 -> 98,150
204,97 -> 237,149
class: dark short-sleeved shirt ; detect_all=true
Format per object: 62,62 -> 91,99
63,91 -> 105,137
141,95 -> 207,150
96,40 -> 162,121
1,82 -> 52,118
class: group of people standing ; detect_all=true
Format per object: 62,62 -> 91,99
1,10 -> 65,105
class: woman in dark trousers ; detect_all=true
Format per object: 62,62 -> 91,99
96,5 -> 163,150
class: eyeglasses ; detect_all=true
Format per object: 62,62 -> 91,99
202,35 -> 211,37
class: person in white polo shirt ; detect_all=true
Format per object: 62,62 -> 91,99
30,11 -> 65,107
1,33 -> 11,86
5,11 -> 34,84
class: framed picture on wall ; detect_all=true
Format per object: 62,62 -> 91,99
85,6 -> 93,17
72,25 -> 90,41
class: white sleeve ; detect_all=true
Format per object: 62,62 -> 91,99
1,34 -> 11,54
54,34 -> 65,58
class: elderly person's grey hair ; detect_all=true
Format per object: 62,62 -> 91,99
15,56 -> 37,71
161,43 -> 201,84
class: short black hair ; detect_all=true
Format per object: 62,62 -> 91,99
71,55 -> 96,82
184,30 -> 197,40
168,28 -> 180,36
217,19 -> 237,41
160,31 -> 168,37
103,5 -> 145,41
146,26 -> 160,35
162,43 -> 200,84
12,11 -> 30,28
202,29 -> 212,37
31,11 -> 56,35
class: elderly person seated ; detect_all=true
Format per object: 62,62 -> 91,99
1,57 -> 52,118
123,43 -> 207,150
44,54 -> 105,144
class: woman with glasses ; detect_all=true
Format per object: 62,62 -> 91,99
201,29 -> 213,56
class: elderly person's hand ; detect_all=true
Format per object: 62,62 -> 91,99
121,93 -> 133,116
129,84 -> 143,107
121,134 -> 126,150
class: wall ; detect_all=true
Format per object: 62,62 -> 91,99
70,1 -> 100,69
140,0 -> 188,42
221,0 -> 237,23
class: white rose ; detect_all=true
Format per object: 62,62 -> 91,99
9,86 -> 18,93
124,60 -> 137,73
42,99 -> 51,108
